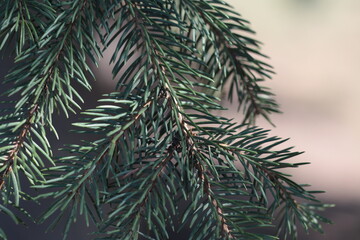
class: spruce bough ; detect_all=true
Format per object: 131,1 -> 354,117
0,0 -> 332,239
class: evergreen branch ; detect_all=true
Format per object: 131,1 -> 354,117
190,122 -> 331,239
175,124 -> 268,239
102,0 -> 207,148
0,0 -> 54,54
178,0 -> 279,124
22,1 -> 332,240
0,0 -> 103,190
0,104 -> 38,190
0,1 -> 102,236
101,153 -> 176,239
37,90 -> 181,239
116,10 -> 236,237
102,2 -> 330,238
122,0 -> 221,134
194,159 -> 234,239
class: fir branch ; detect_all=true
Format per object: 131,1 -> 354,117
0,1 -> 332,239
194,159 -> 234,239
178,0 -> 280,124
0,1 -> 102,236
0,0 -> 53,54
0,0 -> 103,189
0,104 -> 38,190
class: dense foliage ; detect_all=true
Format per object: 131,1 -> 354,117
0,0 -> 331,239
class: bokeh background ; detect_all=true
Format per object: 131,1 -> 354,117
224,0 -> 360,239
1,0 -> 359,239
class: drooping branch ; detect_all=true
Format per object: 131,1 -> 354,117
32,2 -> 332,240
178,0 -> 279,124
0,104 -> 38,190
0,0 -> 96,190
194,159 -> 234,239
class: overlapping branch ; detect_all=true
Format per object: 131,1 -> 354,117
0,1 -> 332,240
0,1 -> 102,237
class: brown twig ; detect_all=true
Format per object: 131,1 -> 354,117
0,0 -> 90,190
194,160 -> 234,239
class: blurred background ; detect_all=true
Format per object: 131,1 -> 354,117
224,0 -> 360,239
1,0 -> 359,239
